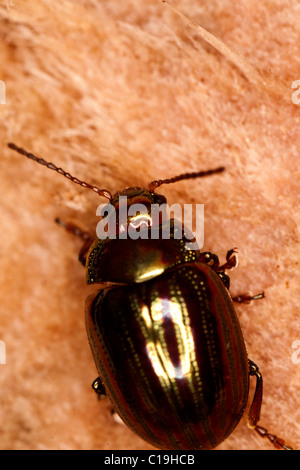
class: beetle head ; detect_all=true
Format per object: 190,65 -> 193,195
100,187 -> 168,238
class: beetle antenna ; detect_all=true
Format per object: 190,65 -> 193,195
7,143 -> 112,200
148,166 -> 225,191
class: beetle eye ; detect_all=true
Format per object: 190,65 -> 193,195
154,194 -> 167,205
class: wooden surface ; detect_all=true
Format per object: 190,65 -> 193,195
0,0 -> 299,450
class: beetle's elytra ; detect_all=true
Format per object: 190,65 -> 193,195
8,142 -> 293,450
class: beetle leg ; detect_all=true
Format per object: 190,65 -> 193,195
218,248 -> 238,271
92,377 -> 107,400
55,218 -> 94,266
232,292 -> 265,304
248,359 -> 293,450
55,217 -> 91,240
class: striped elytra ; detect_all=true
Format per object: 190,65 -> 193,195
86,260 -> 249,450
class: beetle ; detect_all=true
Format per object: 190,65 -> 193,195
8,142 -> 293,450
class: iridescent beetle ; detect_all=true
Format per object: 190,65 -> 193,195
8,142 -> 293,450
